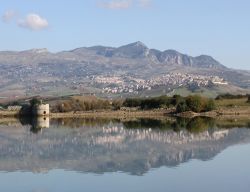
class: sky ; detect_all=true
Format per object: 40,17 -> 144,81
0,0 -> 250,70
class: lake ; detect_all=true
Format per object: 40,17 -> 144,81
0,117 -> 250,192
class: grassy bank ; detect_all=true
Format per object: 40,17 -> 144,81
0,94 -> 250,118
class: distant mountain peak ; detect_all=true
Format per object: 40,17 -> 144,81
132,41 -> 147,47
193,55 -> 225,69
112,41 -> 149,58
119,41 -> 148,49
163,49 -> 181,55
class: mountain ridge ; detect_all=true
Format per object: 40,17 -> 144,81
69,41 -> 225,69
0,41 -> 249,98
0,41 -> 225,69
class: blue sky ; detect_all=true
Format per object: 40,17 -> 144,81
0,0 -> 250,70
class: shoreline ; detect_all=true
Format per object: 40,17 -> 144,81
1,107 -> 250,119
49,109 -> 170,119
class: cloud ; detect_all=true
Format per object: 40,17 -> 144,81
100,0 -> 132,9
18,14 -> 49,31
98,0 -> 152,10
2,10 -> 16,23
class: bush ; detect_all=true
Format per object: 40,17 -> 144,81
52,97 -> 113,113
205,99 -> 216,111
216,94 -> 247,100
176,95 -> 216,113
176,101 -> 189,113
30,98 -> 42,107
186,95 -> 204,113
172,95 -> 184,106
112,100 -> 124,110
123,98 -> 142,108
124,96 -> 173,110
50,95 -> 217,113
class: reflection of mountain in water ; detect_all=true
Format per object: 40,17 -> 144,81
0,118 -> 250,175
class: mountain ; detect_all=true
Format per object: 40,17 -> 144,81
0,41 -> 225,68
71,41 -> 225,69
0,41 -> 249,99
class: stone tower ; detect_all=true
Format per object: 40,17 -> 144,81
33,104 -> 50,116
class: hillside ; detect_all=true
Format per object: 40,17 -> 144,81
0,42 -> 249,99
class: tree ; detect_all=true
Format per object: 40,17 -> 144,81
112,100 -> 123,110
30,98 -> 42,107
186,95 -> 204,113
176,101 -> 189,113
183,95 -> 216,113
124,98 -> 142,108
172,95 -> 183,106
205,99 -> 216,111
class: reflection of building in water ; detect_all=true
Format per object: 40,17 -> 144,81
32,117 -> 50,129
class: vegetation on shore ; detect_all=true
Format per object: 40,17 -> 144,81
123,95 -> 216,113
51,96 -> 122,113
49,95 -> 216,114
0,94 -> 250,117
49,94 -> 250,117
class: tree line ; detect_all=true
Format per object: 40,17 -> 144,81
216,93 -> 250,100
50,95 -> 217,113
123,95 -> 216,113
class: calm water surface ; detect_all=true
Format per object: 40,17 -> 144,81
0,117 -> 250,192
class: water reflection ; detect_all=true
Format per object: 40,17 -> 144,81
19,116 -> 50,133
0,117 -> 249,175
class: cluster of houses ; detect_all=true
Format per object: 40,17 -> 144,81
93,73 -> 228,95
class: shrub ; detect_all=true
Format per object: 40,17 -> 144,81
172,95 -> 184,106
205,99 -> 216,111
112,100 -> 124,110
186,95 -> 204,113
176,101 -> 189,113
216,94 -> 247,100
176,95 -> 216,113
30,98 -> 42,107
123,98 -> 142,108
123,96 -> 173,110
52,97 -> 113,113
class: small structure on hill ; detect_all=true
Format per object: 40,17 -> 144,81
33,104 -> 50,116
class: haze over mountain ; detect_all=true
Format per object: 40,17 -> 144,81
0,42 -> 249,98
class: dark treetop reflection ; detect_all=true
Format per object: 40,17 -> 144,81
0,117 -> 250,175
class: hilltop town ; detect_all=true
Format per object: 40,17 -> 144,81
97,73 -> 228,95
